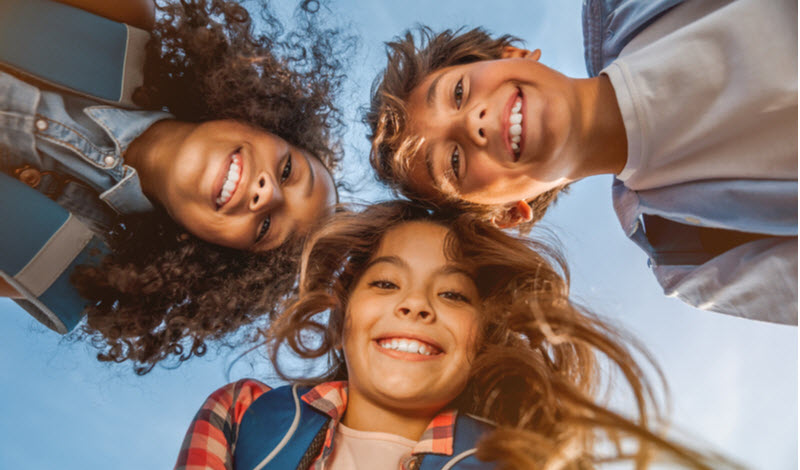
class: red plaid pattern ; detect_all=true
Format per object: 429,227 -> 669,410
174,380 -> 459,469
175,379 -> 271,470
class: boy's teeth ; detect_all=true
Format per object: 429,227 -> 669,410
379,338 -> 436,356
509,97 -> 523,154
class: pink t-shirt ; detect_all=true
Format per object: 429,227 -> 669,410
326,423 -> 417,470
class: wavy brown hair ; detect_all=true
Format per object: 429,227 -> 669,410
268,201 -> 736,469
365,27 -> 568,233
72,0 -> 349,374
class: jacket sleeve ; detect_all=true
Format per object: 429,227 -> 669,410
653,237 -> 797,324
175,379 -> 273,470
0,172 -> 108,333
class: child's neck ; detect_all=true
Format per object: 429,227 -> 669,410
568,75 -> 628,179
124,119 -> 195,199
342,391 -> 440,441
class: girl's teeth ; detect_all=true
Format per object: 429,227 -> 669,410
511,135 -> 521,143
510,124 -> 522,136
509,113 -> 522,125
512,98 -> 521,113
216,155 -> 242,206
379,338 -> 436,356
512,143 -> 519,151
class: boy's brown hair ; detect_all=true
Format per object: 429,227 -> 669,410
365,27 -> 567,231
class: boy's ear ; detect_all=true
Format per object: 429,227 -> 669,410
501,46 -> 542,61
491,200 -> 534,229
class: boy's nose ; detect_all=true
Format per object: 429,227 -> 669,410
464,106 -> 488,147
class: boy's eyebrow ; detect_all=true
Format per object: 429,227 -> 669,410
426,72 -> 445,106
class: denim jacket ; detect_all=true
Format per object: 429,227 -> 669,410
0,69 -> 171,331
582,0 -> 797,323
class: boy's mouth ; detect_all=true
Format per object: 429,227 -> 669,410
375,336 -> 443,357
504,89 -> 524,162
213,151 -> 243,209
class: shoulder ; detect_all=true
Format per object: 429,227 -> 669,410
175,379 -> 274,469
200,379 -> 273,419
54,0 -> 156,30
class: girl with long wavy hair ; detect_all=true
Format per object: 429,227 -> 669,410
0,0 -> 348,374
175,201 -> 733,469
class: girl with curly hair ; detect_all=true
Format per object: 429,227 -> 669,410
0,0 -> 347,373
175,201 -> 734,469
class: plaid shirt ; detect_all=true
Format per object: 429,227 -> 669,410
175,379 -> 459,470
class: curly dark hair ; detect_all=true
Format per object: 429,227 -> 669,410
365,27 -> 569,233
72,0 -> 349,374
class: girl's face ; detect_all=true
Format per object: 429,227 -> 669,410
343,221 -> 481,417
153,120 -> 336,251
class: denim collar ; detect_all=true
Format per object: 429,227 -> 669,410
84,105 -> 172,214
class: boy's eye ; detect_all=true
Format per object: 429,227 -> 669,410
256,216 -> 271,242
439,290 -> 471,303
280,153 -> 292,183
454,78 -> 463,108
450,147 -> 461,178
369,280 -> 398,290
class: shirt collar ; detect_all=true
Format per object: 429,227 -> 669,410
301,381 -> 458,458
83,105 -> 172,156
83,106 -> 172,214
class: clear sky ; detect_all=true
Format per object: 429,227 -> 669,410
0,1 -> 796,469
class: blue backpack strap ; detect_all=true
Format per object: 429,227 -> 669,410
235,384 -> 330,470
419,414 -> 496,470
0,172 -> 108,333
0,0 -> 149,107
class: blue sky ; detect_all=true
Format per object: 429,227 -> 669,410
0,1 -> 796,469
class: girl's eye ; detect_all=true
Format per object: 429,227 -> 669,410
454,78 -> 463,108
450,147 -> 461,178
368,280 -> 398,290
280,154 -> 292,183
256,216 -> 271,242
439,291 -> 471,303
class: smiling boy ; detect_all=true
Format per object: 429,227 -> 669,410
366,0 -> 797,323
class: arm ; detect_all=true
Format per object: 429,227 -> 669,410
175,379 -> 272,470
54,0 -> 156,30
654,237 -> 798,324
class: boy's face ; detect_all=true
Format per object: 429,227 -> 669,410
404,57 -> 576,208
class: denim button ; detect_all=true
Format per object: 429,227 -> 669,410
35,119 -> 48,131
103,155 -> 116,167
18,167 -> 42,188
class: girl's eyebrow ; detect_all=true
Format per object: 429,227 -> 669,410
439,264 -> 475,279
365,255 -> 407,271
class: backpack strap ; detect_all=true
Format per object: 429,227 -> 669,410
418,414 -> 496,470
0,0 -> 149,107
235,384 -> 330,470
0,172 -> 108,333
